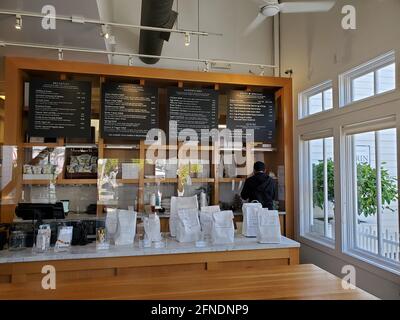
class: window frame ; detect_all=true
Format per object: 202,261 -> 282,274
298,80 -> 333,119
299,129 -> 335,247
339,50 -> 396,107
342,117 -> 400,271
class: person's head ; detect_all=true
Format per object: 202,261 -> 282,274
253,161 -> 265,173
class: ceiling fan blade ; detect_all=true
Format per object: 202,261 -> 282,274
244,13 -> 268,36
279,1 -> 335,13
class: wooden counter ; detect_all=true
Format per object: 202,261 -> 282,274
0,264 -> 376,300
0,236 -> 299,286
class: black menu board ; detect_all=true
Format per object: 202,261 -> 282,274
227,90 -> 275,142
101,83 -> 159,139
167,88 -> 218,138
28,80 -> 91,138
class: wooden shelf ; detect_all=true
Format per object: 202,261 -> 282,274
117,179 -> 139,184
144,178 -> 178,183
22,179 -> 98,185
58,179 -> 98,185
22,143 -> 62,148
191,178 -> 214,183
219,177 -> 245,183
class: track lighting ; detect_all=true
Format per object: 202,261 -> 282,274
184,32 -> 190,47
128,56 -> 134,66
101,24 -> 110,39
203,61 -> 210,72
259,66 -> 265,76
0,41 -> 277,71
15,14 -> 22,30
58,49 -> 63,61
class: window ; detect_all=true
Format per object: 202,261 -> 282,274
300,134 -> 335,242
340,51 -> 396,106
299,81 -> 333,119
345,126 -> 399,265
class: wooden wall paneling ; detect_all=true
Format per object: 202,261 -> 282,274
138,140 -> 145,211
282,84 -> 293,238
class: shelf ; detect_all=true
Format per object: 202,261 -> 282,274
22,179 -> 98,185
219,177 -> 246,183
22,143 -> 62,148
117,179 -> 139,184
58,179 -> 98,185
191,178 -> 214,183
144,178 -> 178,183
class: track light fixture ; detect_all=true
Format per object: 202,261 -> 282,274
58,49 -> 63,61
203,61 -> 210,72
101,24 -> 110,39
128,56 -> 134,66
184,32 -> 190,47
15,14 -> 22,30
259,66 -> 265,76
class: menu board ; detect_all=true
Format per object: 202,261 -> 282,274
227,90 -> 275,142
101,83 -> 159,139
28,80 -> 91,138
168,88 -> 218,138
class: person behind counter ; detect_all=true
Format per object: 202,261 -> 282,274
240,161 -> 276,210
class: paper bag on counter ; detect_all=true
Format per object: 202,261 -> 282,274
211,210 -> 234,245
257,209 -> 281,244
242,202 -> 262,237
176,208 -> 201,243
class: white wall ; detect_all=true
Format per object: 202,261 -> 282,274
281,0 -> 400,299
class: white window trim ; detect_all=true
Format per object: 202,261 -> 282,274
299,129 -> 335,247
339,50 -> 396,107
298,80 -> 333,119
342,118 -> 400,271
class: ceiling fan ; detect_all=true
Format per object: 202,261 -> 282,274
245,0 -> 336,35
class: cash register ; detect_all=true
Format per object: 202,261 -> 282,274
15,203 -> 65,221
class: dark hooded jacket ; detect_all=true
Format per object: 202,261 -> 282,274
240,172 -> 276,209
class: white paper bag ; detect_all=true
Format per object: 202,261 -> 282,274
242,202 -> 263,237
144,213 -> 162,242
115,210 -> 137,246
211,210 -> 234,244
199,205 -> 220,238
257,209 -> 281,244
105,208 -> 118,243
169,195 -> 198,237
176,208 -> 201,243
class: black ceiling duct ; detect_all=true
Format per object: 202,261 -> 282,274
139,0 -> 178,64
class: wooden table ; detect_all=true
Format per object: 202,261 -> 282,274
0,264 -> 376,300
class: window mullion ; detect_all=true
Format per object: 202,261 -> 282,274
375,131 -> 383,256
323,138 -> 329,237
351,135 -> 359,249
308,141 -> 314,231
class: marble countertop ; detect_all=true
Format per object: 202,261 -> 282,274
12,211 -> 286,223
0,235 -> 299,264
